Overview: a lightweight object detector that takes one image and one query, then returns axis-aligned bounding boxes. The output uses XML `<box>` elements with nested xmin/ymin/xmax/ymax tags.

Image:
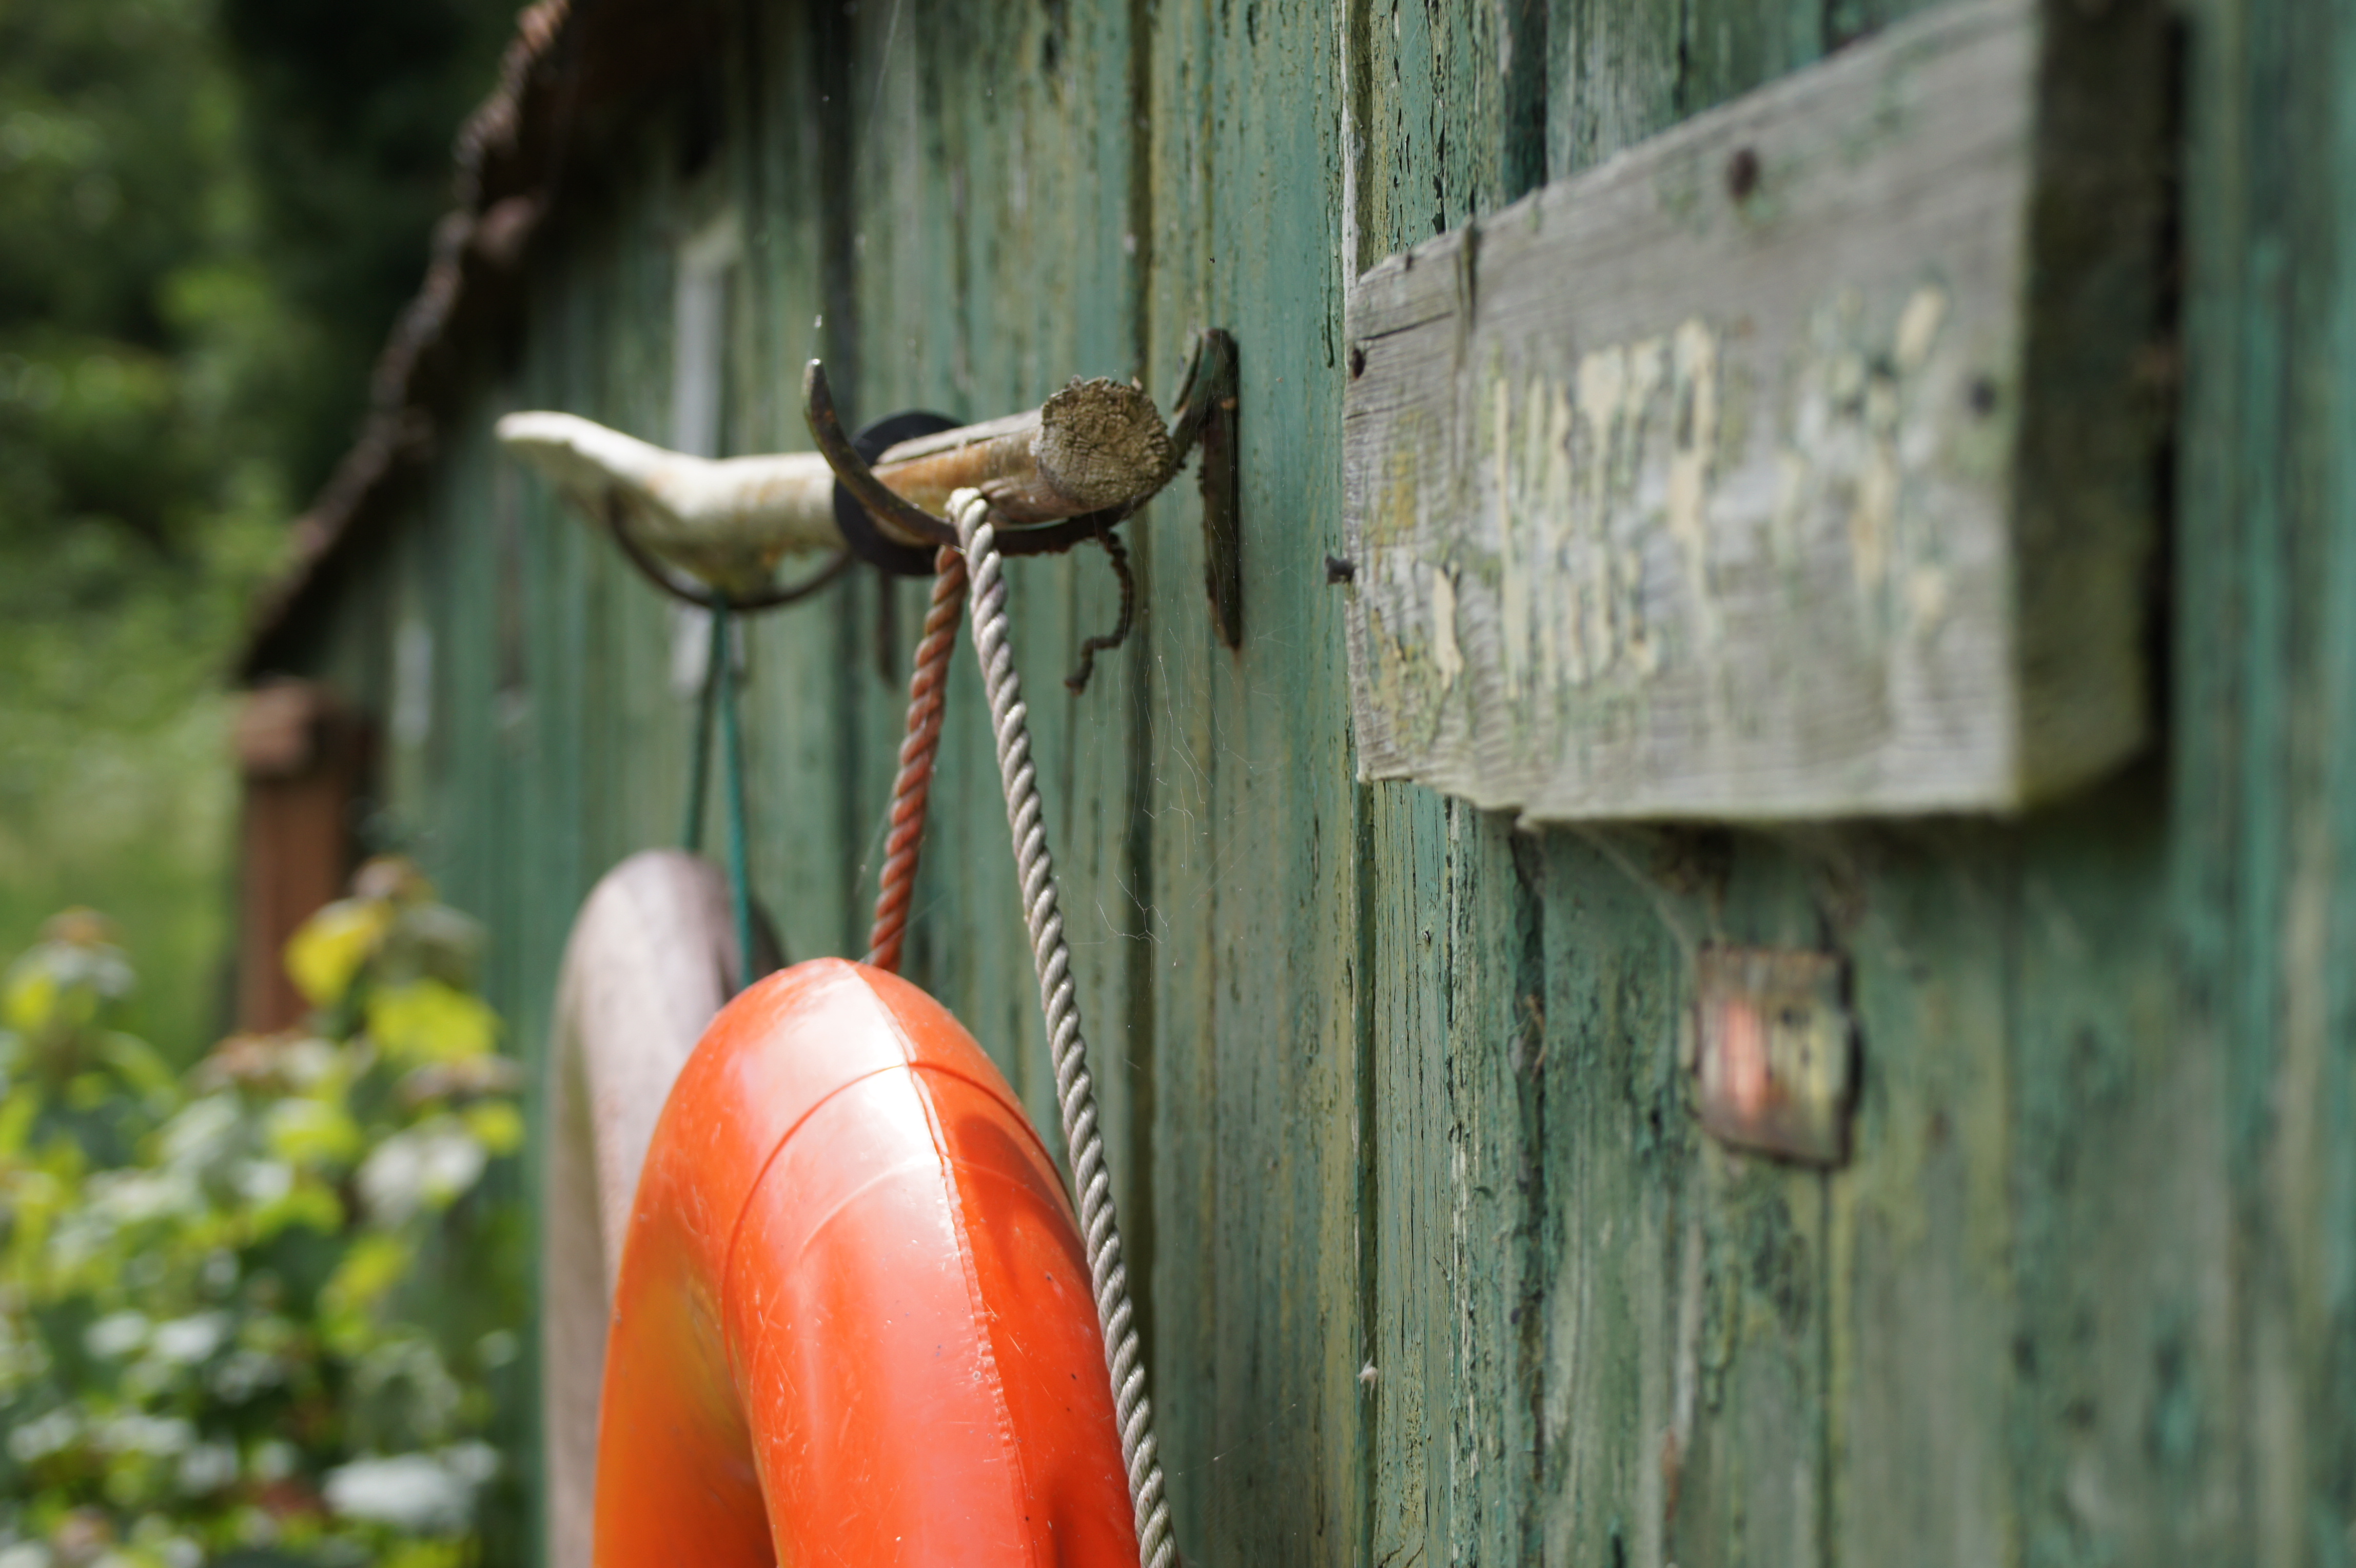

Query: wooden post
<box><xmin>231</xmin><ymin>681</ymin><xmax>364</xmax><ymax>1032</ymax></box>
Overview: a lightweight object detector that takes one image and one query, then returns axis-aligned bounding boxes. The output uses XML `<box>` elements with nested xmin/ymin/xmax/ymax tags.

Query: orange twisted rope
<box><xmin>865</xmin><ymin>547</ymin><xmax>968</xmax><ymax>973</ymax></box>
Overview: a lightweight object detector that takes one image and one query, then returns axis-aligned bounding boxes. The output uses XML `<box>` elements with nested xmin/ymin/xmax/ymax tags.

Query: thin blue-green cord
<box><xmin>682</xmin><ymin>607</ymin><xmax>725</xmax><ymax>852</ymax></box>
<box><xmin>713</xmin><ymin>602</ymin><xmax>758</xmax><ymax>990</ymax></box>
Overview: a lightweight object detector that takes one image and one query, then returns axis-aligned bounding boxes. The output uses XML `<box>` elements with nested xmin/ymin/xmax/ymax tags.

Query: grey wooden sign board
<box><xmin>1340</xmin><ymin>0</ymin><xmax>2166</xmax><ymax>821</ymax></box>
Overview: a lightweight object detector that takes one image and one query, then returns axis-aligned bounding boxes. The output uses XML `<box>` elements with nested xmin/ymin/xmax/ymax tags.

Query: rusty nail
<box><xmin>802</xmin><ymin>359</ymin><xmax>959</xmax><ymax>548</ymax></box>
<box><xmin>1725</xmin><ymin>146</ymin><xmax>1761</xmax><ymax>202</ymax></box>
<box><xmin>1692</xmin><ymin>945</ymin><xmax>1854</xmax><ymax>1167</ymax></box>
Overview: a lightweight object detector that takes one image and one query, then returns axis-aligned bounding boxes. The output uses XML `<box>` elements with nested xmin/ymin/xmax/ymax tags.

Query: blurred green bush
<box><xmin>0</xmin><ymin>0</ymin><xmax>516</xmax><ymax>1064</ymax></box>
<box><xmin>0</xmin><ymin>865</ymin><xmax>526</xmax><ymax>1568</ymax></box>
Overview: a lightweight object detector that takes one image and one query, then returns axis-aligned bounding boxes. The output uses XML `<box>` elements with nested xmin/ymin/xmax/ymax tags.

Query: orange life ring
<box><xmin>593</xmin><ymin>956</ymin><xmax>1140</xmax><ymax>1567</ymax></box>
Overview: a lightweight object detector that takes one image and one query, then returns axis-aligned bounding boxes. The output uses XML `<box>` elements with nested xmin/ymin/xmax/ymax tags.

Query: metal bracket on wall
<box><xmin>1167</xmin><ymin>329</ymin><xmax>1242</xmax><ymax>648</ymax></box>
<box><xmin>1691</xmin><ymin>945</ymin><xmax>1856</xmax><ymax>1167</ymax></box>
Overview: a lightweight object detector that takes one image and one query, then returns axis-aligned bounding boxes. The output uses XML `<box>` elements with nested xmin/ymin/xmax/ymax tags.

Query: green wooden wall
<box><xmin>269</xmin><ymin>0</ymin><xmax>2356</xmax><ymax>1560</ymax></box>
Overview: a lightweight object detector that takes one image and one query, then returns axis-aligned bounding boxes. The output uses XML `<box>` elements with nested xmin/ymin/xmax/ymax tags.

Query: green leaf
<box><xmin>363</xmin><ymin>981</ymin><xmax>496</xmax><ymax>1067</ymax></box>
<box><xmin>262</xmin><ymin>1099</ymin><xmax>361</xmax><ymax>1171</ymax></box>
<box><xmin>282</xmin><ymin>899</ymin><xmax>392</xmax><ymax>1009</ymax></box>
<box><xmin>457</xmin><ymin>1101</ymin><xmax>521</xmax><ymax>1158</ymax></box>
<box><xmin>318</xmin><ymin>1233</ymin><xmax>412</xmax><ymax>1354</ymax></box>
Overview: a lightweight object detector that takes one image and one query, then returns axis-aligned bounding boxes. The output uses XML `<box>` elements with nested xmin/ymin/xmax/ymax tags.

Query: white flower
<box><xmin>0</xmin><ymin>1541</ymin><xmax>53</xmax><ymax>1568</ymax></box>
<box><xmin>149</xmin><ymin>1312</ymin><xmax>230</xmax><ymax>1365</ymax></box>
<box><xmin>158</xmin><ymin>1096</ymin><xmax>240</xmax><ymax>1169</ymax></box>
<box><xmin>323</xmin><ymin>1452</ymin><xmax>480</xmax><ymax>1534</ymax></box>
<box><xmin>279</xmin><ymin>1036</ymin><xmax>341</xmax><ymax>1087</ymax></box>
<box><xmin>176</xmin><ymin>1441</ymin><xmax>239</xmax><ymax>1495</ymax></box>
<box><xmin>357</xmin><ymin>1121</ymin><xmax>485</xmax><ymax>1224</ymax></box>
<box><xmin>231</xmin><ymin>1160</ymin><xmax>292</xmax><ymax>1204</ymax></box>
<box><xmin>209</xmin><ymin>1348</ymin><xmax>286</xmax><ymax>1403</ymax></box>
<box><xmin>441</xmin><ymin>1442</ymin><xmax>499</xmax><ymax>1486</ymax></box>
<box><xmin>84</xmin><ymin>1311</ymin><xmax>149</xmax><ymax>1359</ymax></box>
<box><xmin>6</xmin><ymin>1407</ymin><xmax>78</xmax><ymax>1462</ymax></box>
<box><xmin>87</xmin><ymin>1168</ymin><xmax>199</xmax><ymax>1226</ymax></box>
<box><xmin>95</xmin><ymin>1413</ymin><xmax>193</xmax><ymax>1456</ymax></box>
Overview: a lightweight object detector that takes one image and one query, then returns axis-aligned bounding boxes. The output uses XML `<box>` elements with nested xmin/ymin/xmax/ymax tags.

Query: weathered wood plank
<box><xmin>1344</xmin><ymin>0</ymin><xmax>2167</xmax><ymax>820</ymax></box>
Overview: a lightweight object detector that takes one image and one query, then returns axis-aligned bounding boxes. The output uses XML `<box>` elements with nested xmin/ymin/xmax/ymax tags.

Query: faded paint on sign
<box><xmin>1341</xmin><ymin>0</ymin><xmax>2156</xmax><ymax>818</ymax></box>
<box><xmin>1358</xmin><ymin>279</ymin><xmax>1979</xmax><ymax>788</ymax></box>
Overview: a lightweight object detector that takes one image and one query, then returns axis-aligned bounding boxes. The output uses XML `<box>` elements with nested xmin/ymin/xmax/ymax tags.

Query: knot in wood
<box><xmin>1033</xmin><ymin>378</ymin><xmax>1177</xmax><ymax>511</ymax></box>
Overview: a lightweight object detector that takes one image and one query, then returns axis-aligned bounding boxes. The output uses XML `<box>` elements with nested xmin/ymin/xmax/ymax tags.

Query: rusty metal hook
<box><xmin>803</xmin><ymin>360</ymin><xmax>960</xmax><ymax>549</ymax></box>
<box><xmin>603</xmin><ymin>493</ymin><xmax>855</xmax><ymax>612</ymax></box>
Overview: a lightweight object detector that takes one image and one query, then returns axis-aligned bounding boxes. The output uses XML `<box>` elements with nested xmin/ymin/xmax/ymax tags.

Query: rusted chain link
<box><xmin>951</xmin><ymin>487</ymin><xmax>1173</xmax><ymax>1568</ymax></box>
<box><xmin>1064</xmin><ymin>523</ymin><xmax>1135</xmax><ymax>695</ymax></box>
<box><xmin>863</xmin><ymin>547</ymin><xmax>968</xmax><ymax>974</ymax></box>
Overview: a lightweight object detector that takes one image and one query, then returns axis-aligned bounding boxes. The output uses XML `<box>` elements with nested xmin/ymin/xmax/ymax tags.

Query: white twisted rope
<box><xmin>952</xmin><ymin>488</ymin><xmax>1174</xmax><ymax>1568</ymax></box>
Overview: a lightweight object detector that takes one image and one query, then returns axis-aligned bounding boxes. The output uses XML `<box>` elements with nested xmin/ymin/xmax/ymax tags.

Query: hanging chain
<box><xmin>682</xmin><ymin>606</ymin><xmax>725</xmax><ymax>852</ymax></box>
<box><xmin>712</xmin><ymin>602</ymin><xmax>759</xmax><ymax>990</ymax></box>
<box><xmin>1063</xmin><ymin>521</ymin><xmax>1135</xmax><ymax>696</ymax></box>
<box><xmin>677</xmin><ymin>601</ymin><xmax>761</xmax><ymax>990</ymax></box>
<box><xmin>865</xmin><ymin>547</ymin><xmax>968</xmax><ymax>973</ymax></box>
<box><xmin>951</xmin><ymin>487</ymin><xmax>1174</xmax><ymax>1568</ymax></box>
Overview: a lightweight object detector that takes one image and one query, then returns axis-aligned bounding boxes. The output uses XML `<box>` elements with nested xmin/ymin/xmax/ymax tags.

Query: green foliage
<box><xmin>0</xmin><ymin>0</ymin><xmax>280</xmax><ymax>1064</ymax></box>
<box><xmin>0</xmin><ymin>0</ymin><xmax>514</xmax><ymax>1065</ymax></box>
<box><xmin>215</xmin><ymin>0</ymin><xmax>519</xmax><ymax>492</ymax></box>
<box><xmin>0</xmin><ymin>871</ymin><xmax>526</xmax><ymax>1568</ymax></box>
<box><xmin>0</xmin><ymin>11</ymin><xmax>530</xmax><ymax>1549</ymax></box>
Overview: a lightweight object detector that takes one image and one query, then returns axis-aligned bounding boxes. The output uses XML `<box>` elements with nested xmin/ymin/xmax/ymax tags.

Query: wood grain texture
<box><xmin>1344</xmin><ymin>0</ymin><xmax>2169</xmax><ymax>821</ymax></box>
<box><xmin>254</xmin><ymin>0</ymin><xmax>2356</xmax><ymax>1561</ymax></box>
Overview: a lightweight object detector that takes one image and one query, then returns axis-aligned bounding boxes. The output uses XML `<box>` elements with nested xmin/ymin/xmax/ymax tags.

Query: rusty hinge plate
<box><xmin>1692</xmin><ymin>945</ymin><xmax>1855</xmax><ymax>1167</ymax></box>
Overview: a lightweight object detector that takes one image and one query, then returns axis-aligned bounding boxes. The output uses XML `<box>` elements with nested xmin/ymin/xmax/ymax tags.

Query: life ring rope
<box><xmin>865</xmin><ymin>544</ymin><xmax>968</xmax><ymax>974</ymax></box>
<box><xmin>951</xmin><ymin>487</ymin><xmax>1174</xmax><ymax>1568</ymax></box>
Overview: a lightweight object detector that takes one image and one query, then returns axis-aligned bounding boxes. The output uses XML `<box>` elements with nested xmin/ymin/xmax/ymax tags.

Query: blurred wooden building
<box><xmin>234</xmin><ymin>0</ymin><xmax>2356</xmax><ymax>1560</ymax></box>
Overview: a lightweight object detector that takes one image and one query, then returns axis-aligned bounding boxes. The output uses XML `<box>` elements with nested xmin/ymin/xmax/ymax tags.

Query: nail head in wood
<box><xmin>1169</xmin><ymin>328</ymin><xmax>1244</xmax><ymax>649</ymax></box>
<box><xmin>1725</xmin><ymin>146</ymin><xmax>1761</xmax><ymax>201</ymax></box>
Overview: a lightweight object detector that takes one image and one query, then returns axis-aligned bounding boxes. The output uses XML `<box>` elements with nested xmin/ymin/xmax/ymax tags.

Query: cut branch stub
<box><xmin>845</xmin><ymin>377</ymin><xmax>1178</xmax><ymax>535</ymax></box>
